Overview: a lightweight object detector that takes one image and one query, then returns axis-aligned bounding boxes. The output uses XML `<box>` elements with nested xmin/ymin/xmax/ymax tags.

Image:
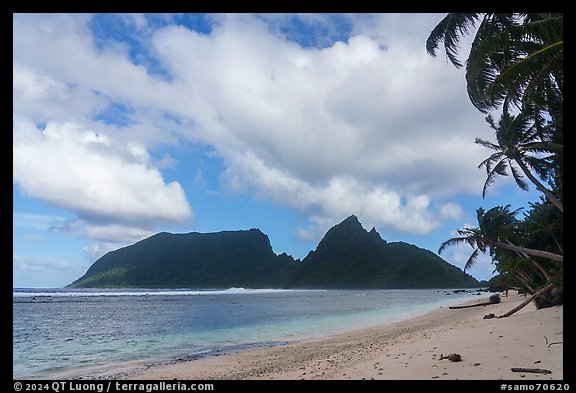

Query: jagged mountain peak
<box><xmin>315</xmin><ymin>215</ymin><xmax>385</xmax><ymax>252</ymax></box>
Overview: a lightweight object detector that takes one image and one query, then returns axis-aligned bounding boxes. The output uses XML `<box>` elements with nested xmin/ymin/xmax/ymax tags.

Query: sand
<box><xmin>69</xmin><ymin>292</ymin><xmax>564</xmax><ymax>380</ymax></box>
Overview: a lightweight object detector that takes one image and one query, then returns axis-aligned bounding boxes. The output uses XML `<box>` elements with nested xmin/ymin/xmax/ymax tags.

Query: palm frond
<box><xmin>477</xmin><ymin>152</ymin><xmax>505</xmax><ymax>170</ymax></box>
<box><xmin>465</xmin><ymin>15</ymin><xmax>519</xmax><ymax>112</ymax></box>
<box><xmin>510</xmin><ymin>111</ymin><xmax>536</xmax><ymax>143</ymax></box>
<box><xmin>476</xmin><ymin>207</ymin><xmax>486</xmax><ymax>222</ymax></box>
<box><xmin>464</xmin><ymin>14</ymin><xmax>563</xmax><ymax>113</ymax></box>
<box><xmin>522</xmin><ymin>155</ymin><xmax>554</xmax><ymax>179</ymax></box>
<box><xmin>426</xmin><ymin>13</ymin><xmax>482</xmax><ymax>68</ymax></box>
<box><xmin>489</xmin><ymin>41</ymin><xmax>563</xmax><ymax>111</ymax></box>
<box><xmin>464</xmin><ymin>248</ymin><xmax>481</xmax><ymax>273</ymax></box>
<box><xmin>438</xmin><ymin>236</ymin><xmax>470</xmax><ymax>255</ymax></box>
<box><xmin>510</xmin><ymin>15</ymin><xmax>563</xmax><ymax>45</ymax></box>
<box><xmin>477</xmin><ymin>205</ymin><xmax>522</xmax><ymax>243</ymax></box>
<box><xmin>482</xmin><ymin>159</ymin><xmax>508</xmax><ymax>198</ymax></box>
<box><xmin>523</xmin><ymin>103</ymin><xmax>549</xmax><ymax>139</ymax></box>
<box><xmin>509</xmin><ymin>162</ymin><xmax>530</xmax><ymax>191</ymax></box>
<box><xmin>492</xmin><ymin>159</ymin><xmax>510</xmax><ymax>176</ymax></box>
<box><xmin>521</xmin><ymin>142</ymin><xmax>563</xmax><ymax>153</ymax></box>
<box><xmin>484</xmin><ymin>114</ymin><xmax>498</xmax><ymax>130</ymax></box>
<box><xmin>475</xmin><ymin>137</ymin><xmax>501</xmax><ymax>151</ymax></box>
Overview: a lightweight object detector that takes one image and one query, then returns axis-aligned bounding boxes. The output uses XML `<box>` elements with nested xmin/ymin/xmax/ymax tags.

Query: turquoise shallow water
<box><xmin>13</xmin><ymin>287</ymin><xmax>483</xmax><ymax>379</ymax></box>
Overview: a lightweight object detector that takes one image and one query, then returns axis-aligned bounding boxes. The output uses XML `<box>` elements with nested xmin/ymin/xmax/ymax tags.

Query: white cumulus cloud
<box><xmin>13</xmin><ymin>120</ymin><xmax>192</xmax><ymax>227</ymax></box>
<box><xmin>149</xmin><ymin>14</ymin><xmax>489</xmax><ymax>236</ymax></box>
<box><xmin>13</xmin><ymin>13</ymin><xmax>494</xmax><ymax>250</ymax></box>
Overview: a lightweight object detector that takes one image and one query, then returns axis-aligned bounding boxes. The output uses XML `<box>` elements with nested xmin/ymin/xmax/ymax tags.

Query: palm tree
<box><xmin>475</xmin><ymin>110</ymin><xmax>563</xmax><ymax>212</ymax></box>
<box><xmin>426</xmin><ymin>13</ymin><xmax>563</xmax><ymax>119</ymax></box>
<box><xmin>438</xmin><ymin>205</ymin><xmax>563</xmax><ymax>275</ymax></box>
<box><xmin>429</xmin><ymin>14</ymin><xmax>563</xmax><ymax>316</ymax></box>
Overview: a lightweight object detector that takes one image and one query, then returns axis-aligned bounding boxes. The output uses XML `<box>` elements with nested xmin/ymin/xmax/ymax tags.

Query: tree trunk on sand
<box><xmin>449</xmin><ymin>294</ymin><xmax>500</xmax><ymax>309</ymax></box>
<box><xmin>449</xmin><ymin>301</ymin><xmax>492</xmax><ymax>309</ymax></box>
<box><xmin>498</xmin><ymin>284</ymin><xmax>555</xmax><ymax>318</ymax></box>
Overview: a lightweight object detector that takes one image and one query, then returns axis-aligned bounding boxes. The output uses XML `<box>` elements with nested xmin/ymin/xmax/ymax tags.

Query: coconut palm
<box><xmin>426</xmin><ymin>13</ymin><xmax>563</xmax><ymax>118</ymax></box>
<box><xmin>476</xmin><ymin>110</ymin><xmax>563</xmax><ymax>212</ymax></box>
<box><xmin>429</xmin><ymin>14</ymin><xmax>563</xmax><ymax>315</ymax></box>
<box><xmin>438</xmin><ymin>205</ymin><xmax>563</xmax><ymax>275</ymax></box>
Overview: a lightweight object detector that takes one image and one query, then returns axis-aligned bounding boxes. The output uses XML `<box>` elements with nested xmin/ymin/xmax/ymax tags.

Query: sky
<box><xmin>13</xmin><ymin>13</ymin><xmax>543</xmax><ymax>288</ymax></box>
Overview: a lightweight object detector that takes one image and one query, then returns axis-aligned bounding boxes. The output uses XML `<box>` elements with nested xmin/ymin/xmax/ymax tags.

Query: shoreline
<box><xmin>60</xmin><ymin>292</ymin><xmax>563</xmax><ymax>380</ymax></box>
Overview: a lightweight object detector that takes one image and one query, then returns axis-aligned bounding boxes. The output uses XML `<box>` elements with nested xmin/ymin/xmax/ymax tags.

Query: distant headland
<box><xmin>69</xmin><ymin>215</ymin><xmax>480</xmax><ymax>289</ymax></box>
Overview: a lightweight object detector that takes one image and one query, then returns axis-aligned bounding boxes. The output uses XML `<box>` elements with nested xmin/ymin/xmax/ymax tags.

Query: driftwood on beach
<box><xmin>511</xmin><ymin>368</ymin><xmax>552</xmax><ymax>375</ymax></box>
<box><xmin>449</xmin><ymin>302</ymin><xmax>492</xmax><ymax>309</ymax></box>
<box><xmin>449</xmin><ymin>294</ymin><xmax>501</xmax><ymax>309</ymax></box>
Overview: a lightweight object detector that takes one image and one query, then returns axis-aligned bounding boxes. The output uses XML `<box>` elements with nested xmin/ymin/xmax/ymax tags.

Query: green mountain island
<box><xmin>69</xmin><ymin>215</ymin><xmax>480</xmax><ymax>289</ymax></box>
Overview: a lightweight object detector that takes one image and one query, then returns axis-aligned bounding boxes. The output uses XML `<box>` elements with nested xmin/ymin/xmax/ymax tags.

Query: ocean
<box><xmin>13</xmin><ymin>287</ymin><xmax>483</xmax><ymax>379</ymax></box>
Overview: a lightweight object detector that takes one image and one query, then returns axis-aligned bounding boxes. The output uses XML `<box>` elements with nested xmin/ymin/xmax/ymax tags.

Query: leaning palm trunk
<box><xmin>498</xmin><ymin>283</ymin><xmax>555</xmax><ymax>318</ymax></box>
<box><xmin>516</xmin><ymin>159</ymin><xmax>563</xmax><ymax>213</ymax></box>
<box><xmin>525</xmin><ymin>257</ymin><xmax>552</xmax><ymax>282</ymax></box>
<box><xmin>493</xmin><ymin>241</ymin><xmax>563</xmax><ymax>263</ymax></box>
<box><xmin>552</xmin><ymin>233</ymin><xmax>563</xmax><ymax>254</ymax></box>
<box><xmin>514</xmin><ymin>268</ymin><xmax>536</xmax><ymax>294</ymax></box>
<box><xmin>506</xmin><ymin>240</ymin><xmax>553</xmax><ymax>282</ymax></box>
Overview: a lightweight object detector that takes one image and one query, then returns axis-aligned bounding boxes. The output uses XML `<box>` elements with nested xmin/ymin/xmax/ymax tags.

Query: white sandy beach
<box><xmin>68</xmin><ymin>292</ymin><xmax>562</xmax><ymax>380</ymax></box>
